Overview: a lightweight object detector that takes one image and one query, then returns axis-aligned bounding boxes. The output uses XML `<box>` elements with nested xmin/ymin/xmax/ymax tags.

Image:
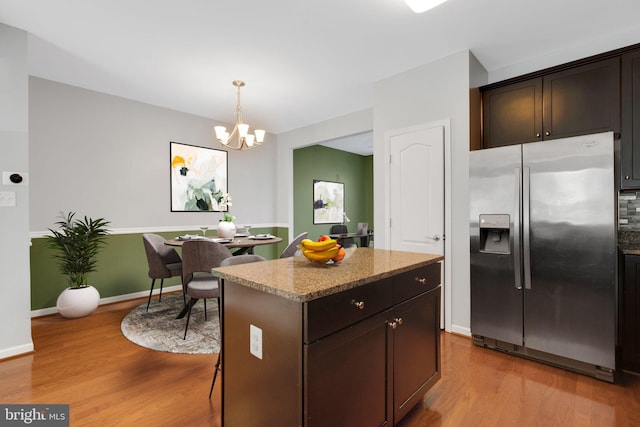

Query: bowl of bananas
<box><xmin>299</xmin><ymin>236</ymin><xmax>346</xmax><ymax>264</ymax></box>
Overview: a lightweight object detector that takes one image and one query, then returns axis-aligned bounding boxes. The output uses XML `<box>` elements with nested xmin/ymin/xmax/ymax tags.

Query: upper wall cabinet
<box><xmin>622</xmin><ymin>49</ymin><xmax>640</xmax><ymax>188</ymax></box>
<box><xmin>482</xmin><ymin>78</ymin><xmax>542</xmax><ymax>148</ymax></box>
<box><xmin>482</xmin><ymin>57</ymin><xmax>620</xmax><ymax>149</ymax></box>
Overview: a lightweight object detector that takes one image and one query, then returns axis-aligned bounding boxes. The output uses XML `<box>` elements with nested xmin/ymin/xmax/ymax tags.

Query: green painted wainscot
<box><xmin>30</xmin><ymin>228</ymin><xmax>288</xmax><ymax>311</ymax></box>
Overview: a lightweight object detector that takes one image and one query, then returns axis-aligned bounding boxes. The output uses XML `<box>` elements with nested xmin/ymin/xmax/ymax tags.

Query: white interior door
<box><xmin>388</xmin><ymin>123</ymin><xmax>445</xmax><ymax>325</ymax></box>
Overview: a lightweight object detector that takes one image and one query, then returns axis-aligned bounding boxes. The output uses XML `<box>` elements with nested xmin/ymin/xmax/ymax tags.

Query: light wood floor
<box><xmin>1</xmin><ymin>297</ymin><xmax>639</xmax><ymax>426</ymax></box>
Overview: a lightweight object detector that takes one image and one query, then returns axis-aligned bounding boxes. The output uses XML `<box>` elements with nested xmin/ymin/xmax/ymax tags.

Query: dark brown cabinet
<box><xmin>622</xmin><ymin>255</ymin><xmax>640</xmax><ymax>374</ymax></box>
<box><xmin>621</xmin><ymin>50</ymin><xmax>640</xmax><ymax>188</ymax></box>
<box><xmin>221</xmin><ymin>259</ymin><xmax>442</xmax><ymax>427</ymax></box>
<box><xmin>305</xmin><ymin>264</ymin><xmax>441</xmax><ymax>427</ymax></box>
<box><xmin>482</xmin><ymin>78</ymin><xmax>542</xmax><ymax>148</ymax></box>
<box><xmin>305</xmin><ymin>310</ymin><xmax>392</xmax><ymax>427</ymax></box>
<box><xmin>482</xmin><ymin>58</ymin><xmax>620</xmax><ymax>149</ymax></box>
<box><xmin>392</xmin><ymin>287</ymin><xmax>440</xmax><ymax>424</ymax></box>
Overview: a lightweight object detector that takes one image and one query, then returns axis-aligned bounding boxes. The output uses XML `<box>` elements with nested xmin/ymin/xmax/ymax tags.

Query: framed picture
<box><xmin>313</xmin><ymin>180</ymin><xmax>344</xmax><ymax>224</ymax></box>
<box><xmin>170</xmin><ymin>141</ymin><xmax>228</xmax><ymax>212</ymax></box>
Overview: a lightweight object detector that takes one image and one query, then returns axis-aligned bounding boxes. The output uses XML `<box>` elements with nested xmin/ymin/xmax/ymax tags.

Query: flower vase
<box><xmin>56</xmin><ymin>285</ymin><xmax>101</xmax><ymax>318</ymax></box>
<box><xmin>217</xmin><ymin>221</ymin><xmax>237</xmax><ymax>238</ymax></box>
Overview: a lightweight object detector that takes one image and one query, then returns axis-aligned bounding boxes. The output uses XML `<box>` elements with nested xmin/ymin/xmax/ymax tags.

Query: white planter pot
<box><xmin>56</xmin><ymin>285</ymin><xmax>100</xmax><ymax>318</ymax></box>
<box><xmin>217</xmin><ymin>221</ymin><xmax>237</xmax><ymax>238</ymax></box>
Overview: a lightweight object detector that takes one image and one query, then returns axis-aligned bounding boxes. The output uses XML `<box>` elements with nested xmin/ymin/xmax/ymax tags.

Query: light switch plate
<box><xmin>250</xmin><ymin>324</ymin><xmax>263</xmax><ymax>360</ymax></box>
<box><xmin>0</xmin><ymin>191</ymin><xmax>17</xmax><ymax>207</ymax></box>
<box><xmin>2</xmin><ymin>171</ymin><xmax>29</xmax><ymax>186</ymax></box>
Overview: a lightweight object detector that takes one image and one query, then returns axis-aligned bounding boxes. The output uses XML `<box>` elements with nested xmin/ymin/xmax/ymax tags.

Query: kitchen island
<box><xmin>213</xmin><ymin>247</ymin><xmax>443</xmax><ymax>427</ymax></box>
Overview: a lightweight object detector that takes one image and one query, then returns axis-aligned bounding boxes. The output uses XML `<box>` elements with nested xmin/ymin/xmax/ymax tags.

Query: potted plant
<box><xmin>47</xmin><ymin>212</ymin><xmax>110</xmax><ymax>318</ymax></box>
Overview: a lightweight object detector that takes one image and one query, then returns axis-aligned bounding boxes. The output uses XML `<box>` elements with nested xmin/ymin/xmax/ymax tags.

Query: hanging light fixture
<box><xmin>214</xmin><ymin>80</ymin><xmax>265</xmax><ymax>150</ymax></box>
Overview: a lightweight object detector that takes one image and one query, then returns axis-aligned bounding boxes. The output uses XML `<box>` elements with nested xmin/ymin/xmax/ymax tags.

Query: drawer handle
<box><xmin>352</xmin><ymin>300</ymin><xmax>365</xmax><ymax>310</ymax></box>
<box><xmin>416</xmin><ymin>277</ymin><xmax>427</xmax><ymax>285</ymax></box>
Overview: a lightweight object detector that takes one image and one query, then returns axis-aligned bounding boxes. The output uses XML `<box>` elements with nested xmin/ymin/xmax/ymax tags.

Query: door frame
<box><xmin>384</xmin><ymin>119</ymin><xmax>451</xmax><ymax>332</ymax></box>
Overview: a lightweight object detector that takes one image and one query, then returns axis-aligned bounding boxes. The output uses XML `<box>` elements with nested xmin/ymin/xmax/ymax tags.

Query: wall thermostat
<box><xmin>2</xmin><ymin>171</ymin><xmax>28</xmax><ymax>186</ymax></box>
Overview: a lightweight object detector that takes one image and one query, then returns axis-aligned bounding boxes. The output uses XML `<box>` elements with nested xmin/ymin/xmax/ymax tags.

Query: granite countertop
<box><xmin>212</xmin><ymin>247</ymin><xmax>443</xmax><ymax>303</ymax></box>
<box><xmin>619</xmin><ymin>231</ymin><xmax>640</xmax><ymax>255</ymax></box>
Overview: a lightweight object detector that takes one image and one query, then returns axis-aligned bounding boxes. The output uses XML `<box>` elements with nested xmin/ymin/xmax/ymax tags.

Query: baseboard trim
<box><xmin>30</xmin><ymin>285</ymin><xmax>183</xmax><ymax>318</ymax></box>
<box><xmin>451</xmin><ymin>324</ymin><xmax>471</xmax><ymax>337</ymax></box>
<box><xmin>0</xmin><ymin>342</ymin><xmax>35</xmax><ymax>360</ymax></box>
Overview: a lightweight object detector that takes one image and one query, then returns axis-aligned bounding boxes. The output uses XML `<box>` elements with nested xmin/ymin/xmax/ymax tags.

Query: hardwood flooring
<box><xmin>1</xmin><ymin>297</ymin><xmax>639</xmax><ymax>426</ymax></box>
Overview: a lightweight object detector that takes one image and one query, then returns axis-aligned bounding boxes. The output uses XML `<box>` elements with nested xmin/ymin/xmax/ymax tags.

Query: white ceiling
<box><xmin>319</xmin><ymin>131</ymin><xmax>374</xmax><ymax>156</ymax></box>
<box><xmin>2</xmin><ymin>0</ymin><xmax>640</xmax><ymax>143</ymax></box>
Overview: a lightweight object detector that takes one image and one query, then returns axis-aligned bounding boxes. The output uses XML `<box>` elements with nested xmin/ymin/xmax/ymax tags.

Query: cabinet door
<box><xmin>482</xmin><ymin>78</ymin><xmax>542</xmax><ymax>148</ymax></box>
<box><xmin>393</xmin><ymin>287</ymin><xmax>441</xmax><ymax>424</ymax></box>
<box><xmin>622</xmin><ymin>50</ymin><xmax>640</xmax><ymax>188</ymax></box>
<box><xmin>543</xmin><ymin>57</ymin><xmax>620</xmax><ymax>140</ymax></box>
<box><xmin>304</xmin><ymin>310</ymin><xmax>392</xmax><ymax>427</ymax></box>
<box><xmin>623</xmin><ymin>255</ymin><xmax>640</xmax><ymax>373</ymax></box>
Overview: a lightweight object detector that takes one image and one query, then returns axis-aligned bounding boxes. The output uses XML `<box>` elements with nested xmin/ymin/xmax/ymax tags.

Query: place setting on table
<box><xmin>164</xmin><ymin>226</ymin><xmax>282</xmax><ymax>254</ymax></box>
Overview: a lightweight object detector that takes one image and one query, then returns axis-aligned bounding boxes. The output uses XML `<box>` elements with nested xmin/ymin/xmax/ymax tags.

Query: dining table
<box><xmin>164</xmin><ymin>234</ymin><xmax>283</xmax><ymax>255</ymax></box>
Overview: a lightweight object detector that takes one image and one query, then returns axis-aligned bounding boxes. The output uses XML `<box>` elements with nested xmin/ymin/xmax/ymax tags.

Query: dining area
<box><xmin>136</xmin><ymin>227</ymin><xmax>313</xmax><ymax>398</ymax></box>
<box><xmin>142</xmin><ymin>229</ymin><xmax>286</xmax><ymax>326</ymax></box>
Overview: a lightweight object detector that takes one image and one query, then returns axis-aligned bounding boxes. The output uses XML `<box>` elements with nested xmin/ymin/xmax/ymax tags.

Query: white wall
<box><xmin>373</xmin><ymin>50</ymin><xmax>487</xmax><ymax>335</ymax></box>
<box><xmin>29</xmin><ymin>78</ymin><xmax>278</xmax><ymax>234</ymax></box>
<box><xmin>276</xmin><ymin>109</ymin><xmax>373</xmax><ymax>238</ymax></box>
<box><xmin>0</xmin><ymin>24</ymin><xmax>33</xmax><ymax>358</ymax></box>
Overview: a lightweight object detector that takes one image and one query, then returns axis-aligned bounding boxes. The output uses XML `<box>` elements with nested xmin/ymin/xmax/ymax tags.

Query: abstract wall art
<box><xmin>313</xmin><ymin>179</ymin><xmax>344</xmax><ymax>224</ymax></box>
<box><xmin>170</xmin><ymin>142</ymin><xmax>228</xmax><ymax>212</ymax></box>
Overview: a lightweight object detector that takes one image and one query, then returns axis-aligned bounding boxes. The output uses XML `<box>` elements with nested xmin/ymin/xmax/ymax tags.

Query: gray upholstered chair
<box><xmin>142</xmin><ymin>233</ymin><xmax>183</xmax><ymax>311</ymax></box>
<box><xmin>181</xmin><ymin>240</ymin><xmax>232</xmax><ymax>340</ymax></box>
<box><xmin>209</xmin><ymin>254</ymin><xmax>266</xmax><ymax>398</ymax></box>
<box><xmin>279</xmin><ymin>232</ymin><xmax>309</xmax><ymax>258</ymax></box>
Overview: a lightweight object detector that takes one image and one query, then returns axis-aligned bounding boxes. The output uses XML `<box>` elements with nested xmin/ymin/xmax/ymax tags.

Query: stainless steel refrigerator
<box><xmin>469</xmin><ymin>132</ymin><xmax>616</xmax><ymax>382</ymax></box>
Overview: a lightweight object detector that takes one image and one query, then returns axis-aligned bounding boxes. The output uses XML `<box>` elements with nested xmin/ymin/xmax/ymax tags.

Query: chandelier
<box><xmin>214</xmin><ymin>80</ymin><xmax>265</xmax><ymax>150</ymax></box>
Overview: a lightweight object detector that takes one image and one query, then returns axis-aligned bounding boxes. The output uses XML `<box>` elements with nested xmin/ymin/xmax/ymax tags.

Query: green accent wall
<box><xmin>30</xmin><ymin>227</ymin><xmax>287</xmax><ymax>311</ymax></box>
<box><xmin>293</xmin><ymin>145</ymin><xmax>373</xmax><ymax>240</ymax></box>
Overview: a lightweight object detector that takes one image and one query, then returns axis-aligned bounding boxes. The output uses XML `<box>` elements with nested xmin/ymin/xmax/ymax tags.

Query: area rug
<box><xmin>121</xmin><ymin>293</ymin><xmax>219</xmax><ymax>354</ymax></box>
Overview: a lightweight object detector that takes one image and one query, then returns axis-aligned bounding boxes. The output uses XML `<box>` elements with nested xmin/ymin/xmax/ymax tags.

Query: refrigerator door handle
<box><xmin>514</xmin><ymin>167</ymin><xmax>522</xmax><ymax>290</ymax></box>
<box><xmin>523</xmin><ymin>166</ymin><xmax>532</xmax><ymax>290</ymax></box>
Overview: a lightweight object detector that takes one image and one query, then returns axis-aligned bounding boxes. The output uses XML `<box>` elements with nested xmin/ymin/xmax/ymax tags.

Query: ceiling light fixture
<box><xmin>404</xmin><ymin>0</ymin><xmax>448</xmax><ymax>13</ymax></box>
<box><xmin>214</xmin><ymin>80</ymin><xmax>265</xmax><ymax>150</ymax></box>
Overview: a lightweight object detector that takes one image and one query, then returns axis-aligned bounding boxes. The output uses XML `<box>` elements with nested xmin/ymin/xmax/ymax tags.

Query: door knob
<box><xmin>426</xmin><ymin>235</ymin><xmax>441</xmax><ymax>241</ymax></box>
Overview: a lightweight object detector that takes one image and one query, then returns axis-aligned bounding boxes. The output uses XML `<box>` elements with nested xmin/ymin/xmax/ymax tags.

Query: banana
<box><xmin>303</xmin><ymin>246</ymin><xmax>340</xmax><ymax>263</ymax></box>
<box><xmin>300</xmin><ymin>239</ymin><xmax>337</xmax><ymax>252</ymax></box>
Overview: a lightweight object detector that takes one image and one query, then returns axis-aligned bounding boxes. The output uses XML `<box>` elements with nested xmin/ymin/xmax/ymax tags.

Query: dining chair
<box><xmin>279</xmin><ymin>232</ymin><xmax>309</xmax><ymax>258</ymax></box>
<box><xmin>210</xmin><ymin>254</ymin><xmax>266</xmax><ymax>398</ymax></box>
<box><xmin>181</xmin><ymin>240</ymin><xmax>232</xmax><ymax>340</ymax></box>
<box><xmin>330</xmin><ymin>224</ymin><xmax>355</xmax><ymax>247</ymax></box>
<box><xmin>142</xmin><ymin>233</ymin><xmax>183</xmax><ymax>311</ymax></box>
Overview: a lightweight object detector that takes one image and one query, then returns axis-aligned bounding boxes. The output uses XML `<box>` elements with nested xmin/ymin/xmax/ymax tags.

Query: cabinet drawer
<box><xmin>304</xmin><ymin>278</ymin><xmax>392</xmax><ymax>343</ymax></box>
<box><xmin>393</xmin><ymin>262</ymin><xmax>441</xmax><ymax>304</ymax></box>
